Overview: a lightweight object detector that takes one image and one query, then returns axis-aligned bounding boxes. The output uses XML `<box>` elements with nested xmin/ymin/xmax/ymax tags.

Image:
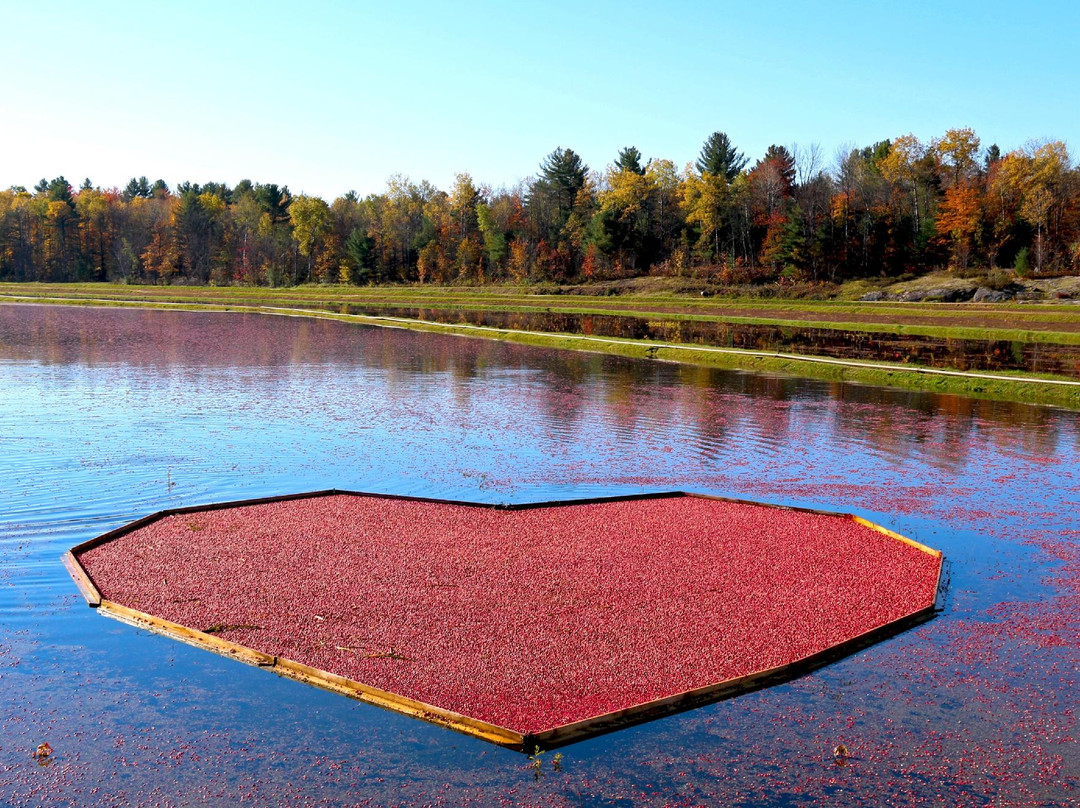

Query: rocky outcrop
<box><xmin>972</xmin><ymin>287</ymin><xmax>1013</xmax><ymax>303</ymax></box>
<box><xmin>898</xmin><ymin>286</ymin><xmax>976</xmax><ymax>303</ymax></box>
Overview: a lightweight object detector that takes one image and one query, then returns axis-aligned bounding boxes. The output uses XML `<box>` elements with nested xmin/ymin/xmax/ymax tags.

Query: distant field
<box><xmin>3</xmin><ymin>281</ymin><xmax>1080</xmax><ymax>338</ymax></box>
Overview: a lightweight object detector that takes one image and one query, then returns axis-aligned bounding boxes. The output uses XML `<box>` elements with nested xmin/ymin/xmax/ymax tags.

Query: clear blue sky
<box><xmin>1</xmin><ymin>0</ymin><xmax>1076</xmax><ymax>199</ymax></box>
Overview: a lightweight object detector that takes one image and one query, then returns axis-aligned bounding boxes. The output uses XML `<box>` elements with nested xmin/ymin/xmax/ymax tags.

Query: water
<box><xmin>1</xmin><ymin>303</ymin><xmax>1078</xmax><ymax>806</ymax></box>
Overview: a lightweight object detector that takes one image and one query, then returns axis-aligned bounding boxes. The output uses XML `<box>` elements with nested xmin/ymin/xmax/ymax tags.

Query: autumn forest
<box><xmin>2</xmin><ymin>128</ymin><xmax>1077</xmax><ymax>288</ymax></box>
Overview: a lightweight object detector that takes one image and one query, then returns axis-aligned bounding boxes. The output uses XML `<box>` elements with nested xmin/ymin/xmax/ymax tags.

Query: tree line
<box><xmin>2</xmin><ymin>128</ymin><xmax>1077</xmax><ymax>287</ymax></box>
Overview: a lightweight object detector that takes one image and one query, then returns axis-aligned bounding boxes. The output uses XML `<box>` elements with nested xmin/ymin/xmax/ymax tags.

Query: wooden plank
<box><xmin>69</xmin><ymin>491</ymin><xmax>347</xmax><ymax>557</ymax></box>
<box><xmin>93</xmin><ymin>598</ymin><xmax>525</xmax><ymax>747</ymax></box>
<box><xmin>332</xmin><ymin>488</ymin><xmax>685</xmax><ymax>511</ymax></box>
<box><xmin>531</xmin><ymin>602</ymin><xmax>939</xmax><ymax>748</ymax></box>
<box><xmin>687</xmin><ymin>490</ymin><xmax>866</xmax><ymax>518</ymax></box>
<box><xmin>98</xmin><ymin>600</ymin><xmax>276</xmax><ymax>668</ymax></box>
<box><xmin>851</xmin><ymin>515</ymin><xmax>943</xmax><ymax>558</ymax></box>
<box><xmin>272</xmin><ymin>657</ymin><xmax>524</xmax><ymax>748</ymax></box>
<box><xmin>931</xmin><ymin>555</ymin><xmax>947</xmax><ymax>611</ymax></box>
<box><xmin>163</xmin><ymin>489</ymin><xmax>342</xmax><ymax>517</ymax></box>
<box><xmin>68</xmin><ymin>511</ymin><xmax>165</xmax><ymax>555</ymax></box>
<box><xmin>500</xmin><ymin>491</ymin><xmax>686</xmax><ymax>511</ymax></box>
<box><xmin>91</xmin><ymin>592</ymin><xmax>938</xmax><ymax>751</ymax></box>
<box><xmin>61</xmin><ymin>551</ymin><xmax>101</xmax><ymax>606</ymax></box>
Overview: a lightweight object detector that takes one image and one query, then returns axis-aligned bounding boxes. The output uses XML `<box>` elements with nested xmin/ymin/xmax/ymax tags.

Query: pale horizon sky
<box><xmin>1</xmin><ymin>0</ymin><xmax>1077</xmax><ymax>199</ymax></box>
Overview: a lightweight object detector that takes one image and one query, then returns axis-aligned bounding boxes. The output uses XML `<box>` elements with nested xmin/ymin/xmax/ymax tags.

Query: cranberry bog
<box><xmin>8</xmin><ymin>304</ymin><xmax>1079</xmax><ymax>806</ymax></box>
<box><xmin>65</xmin><ymin>490</ymin><xmax>943</xmax><ymax>750</ymax></box>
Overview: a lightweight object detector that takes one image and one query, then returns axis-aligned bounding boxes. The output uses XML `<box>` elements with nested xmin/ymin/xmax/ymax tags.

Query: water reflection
<box><xmin>1</xmin><ymin>303</ymin><xmax>1078</xmax><ymax>806</ymax></box>
<box><xmin>3</xmin><ymin>304</ymin><xmax>1069</xmax><ymax>453</ymax></box>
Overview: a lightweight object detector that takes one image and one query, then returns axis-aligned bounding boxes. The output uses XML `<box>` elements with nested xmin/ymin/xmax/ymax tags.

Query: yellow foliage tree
<box><xmin>289</xmin><ymin>194</ymin><xmax>332</xmax><ymax>281</ymax></box>
<box><xmin>999</xmin><ymin>141</ymin><xmax>1072</xmax><ymax>272</ymax></box>
<box><xmin>931</xmin><ymin>127</ymin><xmax>980</xmax><ymax>187</ymax></box>
<box><xmin>878</xmin><ymin>134</ymin><xmax>929</xmax><ymax>238</ymax></box>
<box><xmin>680</xmin><ymin>168</ymin><xmax>731</xmax><ymax>262</ymax></box>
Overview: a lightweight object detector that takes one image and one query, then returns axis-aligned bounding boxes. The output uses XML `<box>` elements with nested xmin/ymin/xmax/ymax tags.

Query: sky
<box><xmin>1</xmin><ymin>0</ymin><xmax>1077</xmax><ymax>199</ymax></box>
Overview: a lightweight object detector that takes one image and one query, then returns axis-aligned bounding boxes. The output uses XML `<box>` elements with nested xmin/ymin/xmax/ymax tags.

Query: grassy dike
<box><xmin>3</xmin><ymin>282</ymin><xmax>1080</xmax><ymax>409</ymax></box>
<box><xmin>4</xmin><ymin>281</ymin><xmax>1080</xmax><ymax>341</ymax></box>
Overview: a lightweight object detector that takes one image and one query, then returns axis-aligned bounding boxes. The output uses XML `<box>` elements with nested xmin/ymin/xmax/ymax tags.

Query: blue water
<box><xmin>1</xmin><ymin>303</ymin><xmax>1077</xmax><ymax>806</ymax></box>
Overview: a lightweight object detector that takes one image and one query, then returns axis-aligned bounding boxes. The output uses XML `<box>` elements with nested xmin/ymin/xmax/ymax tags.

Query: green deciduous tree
<box><xmin>476</xmin><ymin>202</ymin><xmax>508</xmax><ymax>270</ymax></box>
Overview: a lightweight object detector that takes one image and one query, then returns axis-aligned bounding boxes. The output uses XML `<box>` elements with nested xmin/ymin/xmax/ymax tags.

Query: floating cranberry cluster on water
<box><xmin>76</xmin><ymin>494</ymin><xmax>940</xmax><ymax>735</ymax></box>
